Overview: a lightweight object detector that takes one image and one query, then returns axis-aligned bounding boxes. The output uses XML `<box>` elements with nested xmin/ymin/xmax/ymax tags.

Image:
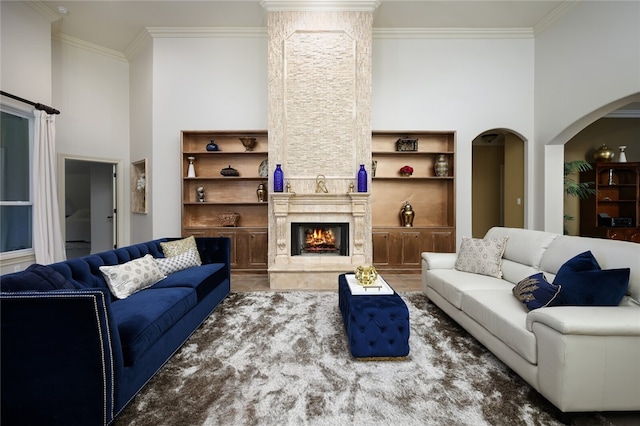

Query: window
<box><xmin>0</xmin><ymin>109</ymin><xmax>33</xmax><ymax>253</ymax></box>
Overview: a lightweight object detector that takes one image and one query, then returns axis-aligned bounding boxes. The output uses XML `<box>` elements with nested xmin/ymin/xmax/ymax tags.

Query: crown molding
<box><xmin>261</xmin><ymin>0</ymin><xmax>380</xmax><ymax>12</ymax></box>
<box><xmin>125</xmin><ymin>29</ymin><xmax>153</xmax><ymax>60</ymax></box>
<box><xmin>144</xmin><ymin>27</ymin><xmax>267</xmax><ymax>39</ymax></box>
<box><xmin>24</xmin><ymin>1</ymin><xmax>61</xmax><ymax>23</ymax></box>
<box><xmin>125</xmin><ymin>27</ymin><xmax>267</xmax><ymax>60</ymax></box>
<box><xmin>53</xmin><ymin>33</ymin><xmax>127</xmax><ymax>62</ymax></box>
<box><xmin>373</xmin><ymin>27</ymin><xmax>534</xmax><ymax>40</ymax></box>
<box><xmin>533</xmin><ymin>0</ymin><xmax>578</xmax><ymax>35</ymax></box>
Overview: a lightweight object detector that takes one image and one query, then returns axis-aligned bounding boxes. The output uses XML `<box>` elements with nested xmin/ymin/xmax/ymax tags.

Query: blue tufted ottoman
<box><xmin>338</xmin><ymin>273</ymin><xmax>410</xmax><ymax>359</ymax></box>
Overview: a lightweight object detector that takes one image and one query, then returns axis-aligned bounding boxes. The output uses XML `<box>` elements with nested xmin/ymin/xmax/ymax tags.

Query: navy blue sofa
<box><xmin>0</xmin><ymin>237</ymin><xmax>230</xmax><ymax>425</ymax></box>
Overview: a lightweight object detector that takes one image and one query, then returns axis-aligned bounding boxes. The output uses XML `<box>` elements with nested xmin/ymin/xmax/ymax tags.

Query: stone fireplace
<box><xmin>264</xmin><ymin>2</ymin><xmax>377</xmax><ymax>289</ymax></box>
<box><xmin>270</xmin><ymin>193</ymin><xmax>369</xmax><ymax>289</ymax></box>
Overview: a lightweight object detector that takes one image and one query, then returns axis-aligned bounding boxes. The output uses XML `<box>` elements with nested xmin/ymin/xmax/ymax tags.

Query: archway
<box><xmin>544</xmin><ymin>93</ymin><xmax>640</xmax><ymax>235</ymax></box>
<box><xmin>472</xmin><ymin>129</ymin><xmax>525</xmax><ymax>238</ymax></box>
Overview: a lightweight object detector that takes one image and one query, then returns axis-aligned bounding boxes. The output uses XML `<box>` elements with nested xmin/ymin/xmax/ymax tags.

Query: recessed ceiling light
<box><xmin>57</xmin><ymin>6</ymin><xmax>68</xmax><ymax>15</ymax></box>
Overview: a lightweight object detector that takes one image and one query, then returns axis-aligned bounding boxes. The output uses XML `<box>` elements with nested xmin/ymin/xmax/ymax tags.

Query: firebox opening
<box><xmin>291</xmin><ymin>222</ymin><xmax>349</xmax><ymax>256</ymax></box>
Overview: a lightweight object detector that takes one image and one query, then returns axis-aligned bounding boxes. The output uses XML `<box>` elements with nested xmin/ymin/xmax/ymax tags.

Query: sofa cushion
<box><xmin>485</xmin><ymin>227</ymin><xmax>557</xmax><ymax>269</ymax></box>
<box><xmin>512</xmin><ymin>273</ymin><xmax>562</xmax><ymax>311</ymax></box>
<box><xmin>161</xmin><ymin>235</ymin><xmax>202</xmax><ymax>264</ymax></box>
<box><xmin>155</xmin><ymin>248</ymin><xmax>201</xmax><ymax>275</ymax></box>
<box><xmin>461</xmin><ymin>289</ymin><xmax>538</xmax><ymax>364</ymax></box>
<box><xmin>99</xmin><ymin>255</ymin><xmax>166</xmax><ymax>299</ymax></box>
<box><xmin>110</xmin><ymin>287</ymin><xmax>197</xmax><ymax>365</ymax></box>
<box><xmin>0</xmin><ymin>264</ymin><xmax>75</xmax><ymax>292</ymax></box>
<box><xmin>152</xmin><ymin>263</ymin><xmax>227</xmax><ymax>301</ymax></box>
<box><xmin>455</xmin><ymin>236</ymin><xmax>508</xmax><ymax>278</ymax></box>
<box><xmin>426</xmin><ymin>269</ymin><xmax>513</xmax><ymax>309</ymax></box>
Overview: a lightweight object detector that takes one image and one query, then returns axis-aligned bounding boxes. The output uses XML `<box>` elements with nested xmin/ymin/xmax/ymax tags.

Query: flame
<box><xmin>305</xmin><ymin>228</ymin><xmax>336</xmax><ymax>248</ymax></box>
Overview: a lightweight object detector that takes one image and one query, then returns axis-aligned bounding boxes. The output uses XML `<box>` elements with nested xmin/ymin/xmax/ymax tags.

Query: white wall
<box><xmin>129</xmin><ymin>39</ymin><xmax>154</xmax><ymax>243</ymax></box>
<box><xmin>150</xmin><ymin>36</ymin><xmax>268</xmax><ymax>238</ymax></box>
<box><xmin>52</xmin><ymin>40</ymin><xmax>130</xmax><ymax>246</ymax></box>
<box><xmin>534</xmin><ymin>1</ymin><xmax>640</xmax><ymax>233</ymax></box>
<box><xmin>0</xmin><ymin>1</ymin><xmax>52</xmax><ymax>105</ymax></box>
<box><xmin>372</xmin><ymin>37</ymin><xmax>535</xmax><ymax>241</ymax></box>
<box><xmin>0</xmin><ymin>1</ymin><xmax>52</xmax><ymax>273</ymax></box>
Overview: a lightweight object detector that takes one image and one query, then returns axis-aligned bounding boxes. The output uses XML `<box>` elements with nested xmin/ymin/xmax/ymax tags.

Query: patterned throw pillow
<box><xmin>155</xmin><ymin>248</ymin><xmax>201</xmax><ymax>275</ymax></box>
<box><xmin>454</xmin><ymin>236</ymin><xmax>508</xmax><ymax>278</ymax></box>
<box><xmin>513</xmin><ymin>272</ymin><xmax>562</xmax><ymax>311</ymax></box>
<box><xmin>160</xmin><ymin>235</ymin><xmax>202</xmax><ymax>264</ymax></box>
<box><xmin>99</xmin><ymin>254</ymin><xmax>166</xmax><ymax>299</ymax></box>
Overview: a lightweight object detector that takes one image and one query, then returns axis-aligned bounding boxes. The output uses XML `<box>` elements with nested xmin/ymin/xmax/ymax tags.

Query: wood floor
<box><xmin>231</xmin><ymin>273</ymin><xmax>422</xmax><ymax>292</ymax></box>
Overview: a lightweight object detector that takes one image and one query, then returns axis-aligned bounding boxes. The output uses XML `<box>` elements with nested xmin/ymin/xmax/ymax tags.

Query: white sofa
<box><xmin>421</xmin><ymin>227</ymin><xmax>640</xmax><ymax>416</ymax></box>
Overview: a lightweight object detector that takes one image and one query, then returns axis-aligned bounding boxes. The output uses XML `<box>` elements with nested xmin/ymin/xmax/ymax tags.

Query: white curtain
<box><xmin>33</xmin><ymin>110</ymin><xmax>66</xmax><ymax>263</ymax></box>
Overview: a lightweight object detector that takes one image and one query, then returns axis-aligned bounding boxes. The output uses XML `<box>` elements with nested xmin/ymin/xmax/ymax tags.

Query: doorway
<box><xmin>61</xmin><ymin>157</ymin><xmax>119</xmax><ymax>259</ymax></box>
<box><xmin>472</xmin><ymin>130</ymin><xmax>525</xmax><ymax>238</ymax></box>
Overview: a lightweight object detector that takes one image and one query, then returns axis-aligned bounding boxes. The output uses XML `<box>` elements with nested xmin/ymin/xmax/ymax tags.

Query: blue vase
<box><xmin>274</xmin><ymin>164</ymin><xmax>284</xmax><ymax>192</ymax></box>
<box><xmin>206</xmin><ymin>140</ymin><xmax>218</xmax><ymax>151</ymax></box>
<box><xmin>357</xmin><ymin>164</ymin><xmax>367</xmax><ymax>192</ymax></box>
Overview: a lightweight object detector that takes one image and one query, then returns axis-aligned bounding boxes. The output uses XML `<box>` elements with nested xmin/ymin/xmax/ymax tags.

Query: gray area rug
<box><xmin>115</xmin><ymin>292</ymin><xmax>613</xmax><ymax>426</ymax></box>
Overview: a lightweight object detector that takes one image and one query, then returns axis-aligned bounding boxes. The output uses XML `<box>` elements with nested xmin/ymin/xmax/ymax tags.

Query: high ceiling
<box><xmin>34</xmin><ymin>0</ymin><xmax>568</xmax><ymax>53</ymax></box>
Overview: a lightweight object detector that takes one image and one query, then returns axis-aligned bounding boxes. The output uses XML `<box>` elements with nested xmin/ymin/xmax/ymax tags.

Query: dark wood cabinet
<box><xmin>580</xmin><ymin>162</ymin><xmax>640</xmax><ymax>243</ymax></box>
<box><xmin>373</xmin><ymin>228</ymin><xmax>455</xmax><ymax>273</ymax></box>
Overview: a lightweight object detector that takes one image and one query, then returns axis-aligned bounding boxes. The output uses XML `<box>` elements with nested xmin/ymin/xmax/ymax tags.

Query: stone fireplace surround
<box><xmin>270</xmin><ymin>193</ymin><xmax>369</xmax><ymax>290</ymax></box>
<box><xmin>265</xmin><ymin>2</ymin><xmax>377</xmax><ymax>289</ymax></box>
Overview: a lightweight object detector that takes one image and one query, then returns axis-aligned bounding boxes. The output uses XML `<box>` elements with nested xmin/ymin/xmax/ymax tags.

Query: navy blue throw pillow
<box><xmin>0</xmin><ymin>264</ymin><xmax>75</xmax><ymax>292</ymax></box>
<box><xmin>555</xmin><ymin>251</ymin><xmax>601</xmax><ymax>277</ymax></box>
<box><xmin>554</xmin><ymin>251</ymin><xmax>630</xmax><ymax>306</ymax></box>
<box><xmin>558</xmin><ymin>268</ymin><xmax>630</xmax><ymax>306</ymax></box>
<box><xmin>513</xmin><ymin>273</ymin><xmax>562</xmax><ymax>311</ymax></box>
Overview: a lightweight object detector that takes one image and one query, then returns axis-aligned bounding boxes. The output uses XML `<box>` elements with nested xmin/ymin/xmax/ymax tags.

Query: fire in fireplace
<box><xmin>291</xmin><ymin>222</ymin><xmax>349</xmax><ymax>256</ymax></box>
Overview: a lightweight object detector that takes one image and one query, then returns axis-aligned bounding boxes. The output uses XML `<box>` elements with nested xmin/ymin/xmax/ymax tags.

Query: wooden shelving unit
<box><xmin>580</xmin><ymin>162</ymin><xmax>640</xmax><ymax>243</ymax></box>
<box><xmin>371</xmin><ymin>131</ymin><xmax>456</xmax><ymax>272</ymax></box>
<box><xmin>181</xmin><ymin>130</ymin><xmax>269</xmax><ymax>271</ymax></box>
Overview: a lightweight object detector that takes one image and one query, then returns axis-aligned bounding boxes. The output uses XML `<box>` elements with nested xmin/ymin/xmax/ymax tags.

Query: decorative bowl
<box><xmin>220</xmin><ymin>165</ymin><xmax>239</xmax><ymax>176</ymax></box>
<box><xmin>239</xmin><ymin>137</ymin><xmax>257</xmax><ymax>152</ymax></box>
<box><xmin>355</xmin><ymin>265</ymin><xmax>378</xmax><ymax>286</ymax></box>
<box><xmin>219</xmin><ymin>212</ymin><xmax>239</xmax><ymax>227</ymax></box>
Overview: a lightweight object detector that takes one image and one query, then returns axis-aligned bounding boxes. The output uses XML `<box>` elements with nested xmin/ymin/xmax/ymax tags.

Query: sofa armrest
<box><xmin>195</xmin><ymin>237</ymin><xmax>231</xmax><ymax>267</ymax></box>
<box><xmin>1</xmin><ymin>289</ymin><xmax>123</xmax><ymax>426</ymax></box>
<box><xmin>421</xmin><ymin>252</ymin><xmax>457</xmax><ymax>270</ymax></box>
<box><xmin>526</xmin><ymin>306</ymin><xmax>640</xmax><ymax>335</ymax></box>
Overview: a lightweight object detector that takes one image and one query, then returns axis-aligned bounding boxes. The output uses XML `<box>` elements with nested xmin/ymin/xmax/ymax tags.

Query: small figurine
<box><xmin>315</xmin><ymin>175</ymin><xmax>328</xmax><ymax>193</ymax></box>
<box><xmin>196</xmin><ymin>186</ymin><xmax>205</xmax><ymax>203</ymax></box>
<box><xmin>400</xmin><ymin>201</ymin><xmax>414</xmax><ymax>227</ymax></box>
<box><xmin>348</xmin><ymin>182</ymin><xmax>355</xmax><ymax>193</ymax></box>
<box><xmin>256</xmin><ymin>183</ymin><xmax>266</xmax><ymax>202</ymax></box>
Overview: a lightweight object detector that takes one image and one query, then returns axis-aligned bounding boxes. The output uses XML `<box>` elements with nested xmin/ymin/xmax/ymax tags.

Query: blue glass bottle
<box><xmin>357</xmin><ymin>164</ymin><xmax>367</xmax><ymax>192</ymax></box>
<box><xmin>274</xmin><ymin>164</ymin><xmax>284</xmax><ymax>192</ymax></box>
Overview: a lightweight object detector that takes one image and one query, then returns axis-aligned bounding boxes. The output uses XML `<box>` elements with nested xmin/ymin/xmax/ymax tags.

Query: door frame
<box><xmin>57</xmin><ymin>154</ymin><xmax>125</xmax><ymax>250</ymax></box>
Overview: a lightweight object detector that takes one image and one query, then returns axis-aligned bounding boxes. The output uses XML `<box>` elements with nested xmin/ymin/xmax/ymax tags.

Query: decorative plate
<box><xmin>258</xmin><ymin>159</ymin><xmax>268</xmax><ymax>178</ymax></box>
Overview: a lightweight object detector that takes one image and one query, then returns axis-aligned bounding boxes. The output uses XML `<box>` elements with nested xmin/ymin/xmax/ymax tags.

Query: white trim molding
<box><xmin>374</xmin><ymin>27</ymin><xmax>534</xmax><ymax>39</ymax></box>
<box><xmin>261</xmin><ymin>0</ymin><xmax>380</xmax><ymax>12</ymax></box>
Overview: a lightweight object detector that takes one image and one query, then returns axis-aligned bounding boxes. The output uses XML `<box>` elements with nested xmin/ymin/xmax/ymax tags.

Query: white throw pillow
<box><xmin>99</xmin><ymin>254</ymin><xmax>166</xmax><ymax>299</ymax></box>
<box><xmin>155</xmin><ymin>248</ymin><xmax>201</xmax><ymax>275</ymax></box>
<box><xmin>454</xmin><ymin>236</ymin><xmax>508</xmax><ymax>278</ymax></box>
